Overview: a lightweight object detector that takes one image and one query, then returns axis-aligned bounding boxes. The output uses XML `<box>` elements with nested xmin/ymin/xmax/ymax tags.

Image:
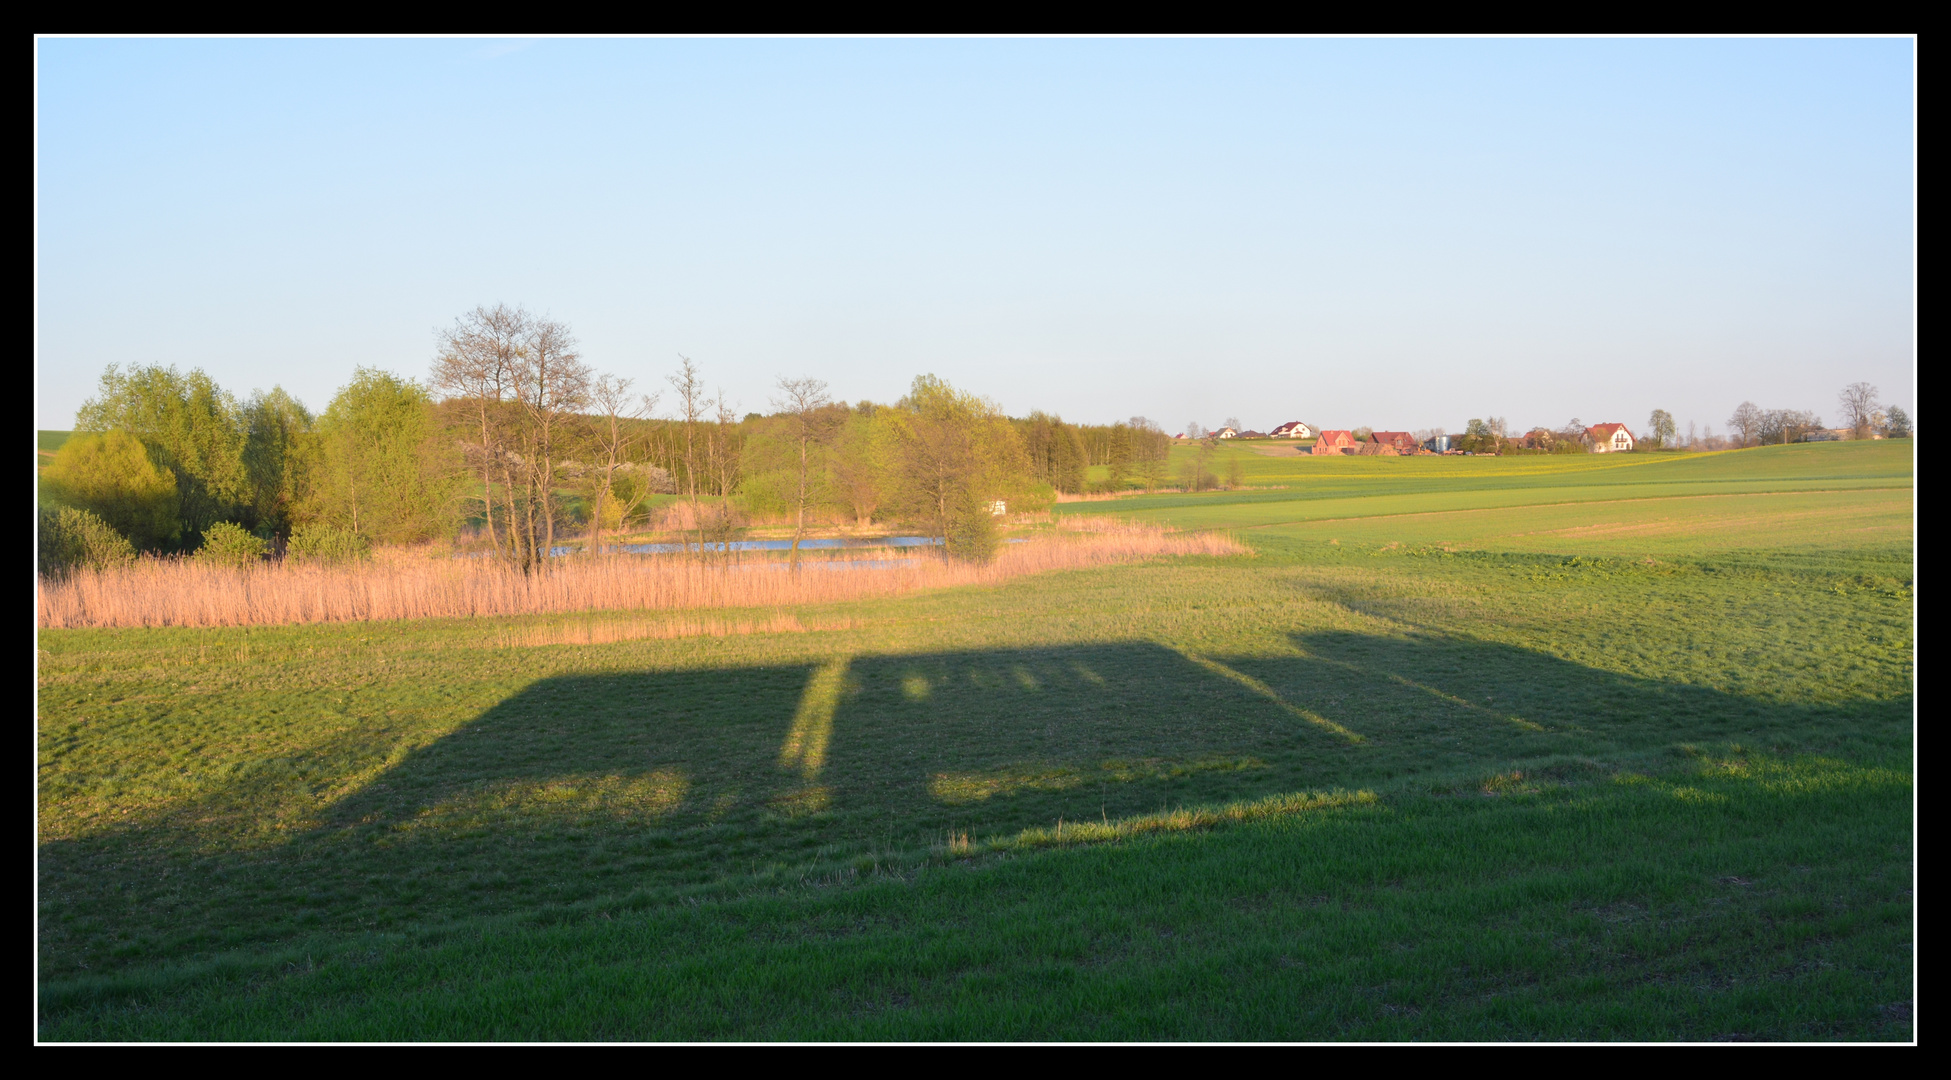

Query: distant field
<box><xmin>38</xmin><ymin>430</ymin><xmax>71</xmax><ymax>468</ymax></box>
<box><xmin>37</xmin><ymin>441</ymin><xmax>1913</xmax><ymax>1040</ymax></box>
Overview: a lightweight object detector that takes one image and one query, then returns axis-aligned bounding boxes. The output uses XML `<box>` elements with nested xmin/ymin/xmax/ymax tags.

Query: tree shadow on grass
<box><xmin>38</xmin><ymin>634</ymin><xmax>1909</xmax><ymax>981</ymax></box>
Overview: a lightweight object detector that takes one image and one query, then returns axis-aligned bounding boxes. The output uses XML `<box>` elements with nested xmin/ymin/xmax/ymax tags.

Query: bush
<box><xmin>39</xmin><ymin>430</ymin><xmax>182</xmax><ymax>550</ymax></box>
<box><xmin>193</xmin><ymin>522</ymin><xmax>268</xmax><ymax>569</ymax></box>
<box><xmin>38</xmin><ymin>506</ymin><xmax>137</xmax><ymax>578</ymax></box>
<box><xmin>286</xmin><ymin>523</ymin><xmax>371</xmax><ymax>564</ymax></box>
<box><xmin>1015</xmin><ymin>482</ymin><xmax>1057</xmax><ymax>515</ymax></box>
<box><xmin>944</xmin><ymin>496</ymin><xmax>1001</xmax><ymax>565</ymax></box>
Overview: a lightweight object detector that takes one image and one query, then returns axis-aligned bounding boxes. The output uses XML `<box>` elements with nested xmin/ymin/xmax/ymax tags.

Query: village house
<box><xmin>1237</xmin><ymin>429</ymin><xmax>1268</xmax><ymax>439</ymax></box>
<box><xmin>1270</xmin><ymin>421</ymin><xmax>1315</xmax><ymax>439</ymax></box>
<box><xmin>1585</xmin><ymin>423</ymin><xmax>1636</xmax><ymax>453</ymax></box>
<box><xmin>1369</xmin><ymin>430</ymin><xmax>1419</xmax><ymax>454</ymax></box>
<box><xmin>1311</xmin><ymin>430</ymin><xmax>1358</xmax><ymax>455</ymax></box>
<box><xmin>1213</xmin><ymin>426</ymin><xmax>1239</xmax><ymax>439</ymax></box>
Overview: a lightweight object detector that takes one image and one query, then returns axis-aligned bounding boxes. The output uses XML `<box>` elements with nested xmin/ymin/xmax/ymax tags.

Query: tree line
<box><xmin>40</xmin><ymin>304</ymin><xmax>1195</xmax><ymax>575</ymax></box>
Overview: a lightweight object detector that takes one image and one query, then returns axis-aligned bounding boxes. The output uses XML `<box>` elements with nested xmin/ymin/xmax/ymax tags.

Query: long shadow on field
<box><xmin>38</xmin><ymin>635</ymin><xmax>1909</xmax><ymax>981</ymax></box>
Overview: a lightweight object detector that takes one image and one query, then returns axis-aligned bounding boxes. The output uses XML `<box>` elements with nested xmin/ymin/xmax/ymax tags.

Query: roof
<box><xmin>1586</xmin><ymin>423</ymin><xmax>1634</xmax><ymax>440</ymax></box>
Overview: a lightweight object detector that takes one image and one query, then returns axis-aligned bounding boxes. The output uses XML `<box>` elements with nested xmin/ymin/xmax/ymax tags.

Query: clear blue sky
<box><xmin>36</xmin><ymin>37</ymin><xmax>1914</xmax><ymax>437</ymax></box>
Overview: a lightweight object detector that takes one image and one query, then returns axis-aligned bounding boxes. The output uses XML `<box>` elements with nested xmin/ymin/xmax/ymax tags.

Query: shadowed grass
<box><xmin>37</xmin><ymin>441</ymin><xmax>1911</xmax><ymax>1040</ymax></box>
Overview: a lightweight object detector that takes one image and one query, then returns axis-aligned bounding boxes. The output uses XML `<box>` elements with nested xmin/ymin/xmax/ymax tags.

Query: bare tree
<box><xmin>666</xmin><ymin>357</ymin><xmax>707</xmax><ymax>556</ymax></box>
<box><xmin>771</xmin><ymin>376</ymin><xmax>834</xmax><ymax>565</ymax></box>
<box><xmin>1838</xmin><ymin>382</ymin><xmax>1881</xmax><ymax>440</ymax></box>
<box><xmin>586</xmin><ymin>374</ymin><xmax>657</xmax><ymax>558</ymax></box>
<box><xmin>431</xmin><ymin>304</ymin><xmax>527</xmax><ymax>562</ymax></box>
<box><xmin>1727</xmin><ymin>402</ymin><xmax>1765</xmax><ymax>448</ymax></box>
<box><xmin>512</xmin><ymin>316</ymin><xmax>590</xmax><ymax>569</ymax></box>
<box><xmin>703</xmin><ymin>389</ymin><xmax>743</xmax><ymax>558</ymax></box>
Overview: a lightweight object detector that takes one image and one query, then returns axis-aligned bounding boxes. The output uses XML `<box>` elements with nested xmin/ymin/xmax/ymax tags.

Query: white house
<box><xmin>1214</xmin><ymin>426</ymin><xmax>1239</xmax><ymax>439</ymax></box>
<box><xmin>1270</xmin><ymin>421</ymin><xmax>1315</xmax><ymax>439</ymax></box>
<box><xmin>1585</xmin><ymin>423</ymin><xmax>1636</xmax><ymax>453</ymax></box>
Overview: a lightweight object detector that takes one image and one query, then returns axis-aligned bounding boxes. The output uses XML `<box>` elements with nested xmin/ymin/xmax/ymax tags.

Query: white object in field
<box><xmin>989</xmin><ymin>500</ymin><xmax>1007</xmax><ymax>516</ymax></box>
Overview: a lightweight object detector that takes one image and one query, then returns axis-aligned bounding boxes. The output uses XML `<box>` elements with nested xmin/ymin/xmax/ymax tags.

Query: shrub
<box><xmin>1015</xmin><ymin>482</ymin><xmax>1057</xmax><ymax>515</ymax></box>
<box><xmin>39</xmin><ymin>430</ymin><xmax>182</xmax><ymax>550</ymax></box>
<box><xmin>38</xmin><ymin>506</ymin><xmax>137</xmax><ymax>578</ymax></box>
<box><xmin>193</xmin><ymin>522</ymin><xmax>268</xmax><ymax>569</ymax></box>
<box><xmin>286</xmin><ymin>523</ymin><xmax>372</xmax><ymax>565</ymax></box>
<box><xmin>944</xmin><ymin>495</ymin><xmax>1001</xmax><ymax>565</ymax></box>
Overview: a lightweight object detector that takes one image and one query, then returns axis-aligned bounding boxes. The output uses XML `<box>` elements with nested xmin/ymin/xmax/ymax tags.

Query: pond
<box><xmin>546</xmin><ymin>536</ymin><xmax>946</xmax><ymax>557</ymax></box>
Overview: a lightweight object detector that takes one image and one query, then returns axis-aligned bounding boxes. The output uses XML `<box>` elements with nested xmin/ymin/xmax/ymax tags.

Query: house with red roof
<box><xmin>1370</xmin><ymin>431</ymin><xmax>1419</xmax><ymax>454</ymax></box>
<box><xmin>1311</xmin><ymin>430</ymin><xmax>1358</xmax><ymax>455</ymax></box>
<box><xmin>1585</xmin><ymin>423</ymin><xmax>1636</xmax><ymax>453</ymax></box>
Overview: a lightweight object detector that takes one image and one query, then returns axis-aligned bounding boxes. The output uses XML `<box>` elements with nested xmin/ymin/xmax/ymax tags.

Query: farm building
<box><xmin>1370</xmin><ymin>431</ymin><xmax>1419</xmax><ymax>453</ymax></box>
<box><xmin>1585</xmin><ymin>423</ymin><xmax>1636</xmax><ymax>453</ymax></box>
<box><xmin>1356</xmin><ymin>440</ymin><xmax>1399</xmax><ymax>456</ymax></box>
<box><xmin>1270</xmin><ymin>421</ymin><xmax>1315</xmax><ymax>439</ymax></box>
<box><xmin>1423</xmin><ymin>434</ymin><xmax>1453</xmax><ymax>453</ymax></box>
<box><xmin>1311</xmin><ymin>430</ymin><xmax>1358</xmax><ymax>455</ymax></box>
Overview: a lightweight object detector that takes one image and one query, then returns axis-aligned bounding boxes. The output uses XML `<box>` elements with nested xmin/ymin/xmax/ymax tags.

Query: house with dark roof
<box><xmin>1270</xmin><ymin>421</ymin><xmax>1315</xmax><ymax>439</ymax></box>
<box><xmin>1369</xmin><ymin>431</ymin><xmax>1419</xmax><ymax>454</ymax></box>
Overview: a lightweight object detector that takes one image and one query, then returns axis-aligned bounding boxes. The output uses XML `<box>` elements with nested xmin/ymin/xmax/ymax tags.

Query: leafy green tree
<box><xmin>75</xmin><ymin>364</ymin><xmax>249</xmax><ymax>544</ymax></box>
<box><xmin>1104</xmin><ymin>422</ymin><xmax>1133</xmax><ymax>491</ymax></box>
<box><xmin>305</xmin><ymin>369</ymin><xmax>455</xmax><ymax>544</ymax></box>
<box><xmin>38</xmin><ymin>506</ymin><xmax>137</xmax><ymax>578</ymax></box>
<box><xmin>827</xmin><ymin>404</ymin><xmax>896</xmax><ymax>526</ymax></box>
<box><xmin>1646</xmin><ymin>409</ymin><xmax>1677</xmax><ymax>449</ymax></box>
<box><xmin>39</xmin><ymin>430</ymin><xmax>182</xmax><ymax>550</ymax></box>
<box><xmin>1883</xmin><ymin>406</ymin><xmax>1911</xmax><ymax>438</ymax></box>
<box><xmin>886</xmin><ymin>375</ymin><xmax>1028</xmax><ymax>562</ymax></box>
<box><xmin>242</xmin><ymin>387</ymin><xmax>316</xmax><ymax>538</ymax></box>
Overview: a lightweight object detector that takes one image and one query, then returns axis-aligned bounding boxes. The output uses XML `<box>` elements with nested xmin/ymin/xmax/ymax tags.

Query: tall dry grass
<box><xmin>38</xmin><ymin>519</ymin><xmax>1244</xmax><ymax>630</ymax></box>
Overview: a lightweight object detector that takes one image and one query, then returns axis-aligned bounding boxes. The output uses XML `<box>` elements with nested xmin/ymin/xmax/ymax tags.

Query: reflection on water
<box><xmin>543</xmin><ymin>536</ymin><xmax>1025</xmax><ymax>559</ymax></box>
<box><xmin>547</xmin><ymin>536</ymin><xmax>945</xmax><ymax>557</ymax></box>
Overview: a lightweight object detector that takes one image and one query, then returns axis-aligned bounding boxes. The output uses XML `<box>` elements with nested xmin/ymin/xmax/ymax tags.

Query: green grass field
<box><xmin>36</xmin><ymin>441</ymin><xmax>1914</xmax><ymax>1040</ymax></box>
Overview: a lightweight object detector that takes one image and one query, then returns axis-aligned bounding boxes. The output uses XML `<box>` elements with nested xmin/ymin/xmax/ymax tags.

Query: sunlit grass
<box><xmin>36</xmin><ymin>441</ymin><xmax>1912</xmax><ymax>1040</ymax></box>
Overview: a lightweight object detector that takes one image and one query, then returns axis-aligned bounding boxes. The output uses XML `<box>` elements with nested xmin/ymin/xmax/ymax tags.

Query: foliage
<box><xmin>39</xmin><ymin>429</ymin><xmax>182</xmax><ymax>551</ymax></box>
<box><xmin>37</xmin><ymin>506</ymin><xmax>136</xmax><ymax>578</ymax></box>
<box><xmin>307</xmin><ymin>369</ymin><xmax>455</xmax><ymax>545</ymax></box>
<box><xmin>884</xmin><ymin>375</ymin><xmax>1030</xmax><ymax>553</ymax></box>
<box><xmin>943</xmin><ymin>491</ymin><xmax>1002</xmax><ymax>564</ymax></box>
<box><xmin>1882</xmin><ymin>405</ymin><xmax>1910</xmax><ymax>438</ymax></box>
<box><xmin>192</xmin><ymin>522</ymin><xmax>268</xmax><ymax>569</ymax></box>
<box><xmin>75</xmin><ymin>364</ymin><xmax>252</xmax><ymax>545</ymax></box>
<box><xmin>1645</xmin><ymin>409</ymin><xmax>1677</xmax><ymax>449</ymax></box>
<box><xmin>285</xmin><ymin>523</ymin><xmax>372</xmax><ymax>564</ymax></box>
<box><xmin>1018</xmin><ymin>412</ymin><xmax>1088</xmax><ymax>493</ymax></box>
<box><xmin>241</xmin><ymin>388</ymin><xmax>315</xmax><ymax>538</ymax></box>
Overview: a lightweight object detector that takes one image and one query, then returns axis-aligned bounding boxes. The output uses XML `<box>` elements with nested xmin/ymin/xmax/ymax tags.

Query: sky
<box><xmin>36</xmin><ymin>37</ymin><xmax>1915</xmax><ymax>437</ymax></box>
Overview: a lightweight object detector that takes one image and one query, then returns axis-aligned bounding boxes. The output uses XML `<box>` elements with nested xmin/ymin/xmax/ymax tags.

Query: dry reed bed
<box><xmin>39</xmin><ymin>520</ymin><xmax>1244</xmax><ymax>630</ymax></box>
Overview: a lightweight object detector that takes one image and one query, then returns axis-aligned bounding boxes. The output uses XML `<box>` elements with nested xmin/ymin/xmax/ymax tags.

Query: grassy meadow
<box><xmin>36</xmin><ymin>441</ymin><xmax>1914</xmax><ymax>1040</ymax></box>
